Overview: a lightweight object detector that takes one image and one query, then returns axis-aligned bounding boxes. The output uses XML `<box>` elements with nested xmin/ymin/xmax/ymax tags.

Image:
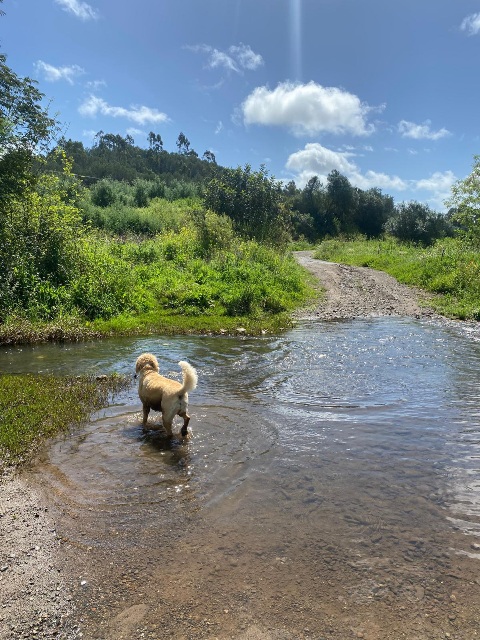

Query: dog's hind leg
<box><xmin>179</xmin><ymin>411</ymin><xmax>190</xmax><ymax>437</ymax></box>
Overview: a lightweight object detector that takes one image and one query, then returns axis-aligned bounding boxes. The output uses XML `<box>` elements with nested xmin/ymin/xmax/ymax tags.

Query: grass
<box><xmin>0</xmin><ymin>373</ymin><xmax>131</xmax><ymax>470</ymax></box>
<box><xmin>314</xmin><ymin>236</ymin><xmax>480</xmax><ymax>320</ymax></box>
<box><xmin>0</xmin><ymin>231</ymin><xmax>314</xmax><ymax>344</ymax></box>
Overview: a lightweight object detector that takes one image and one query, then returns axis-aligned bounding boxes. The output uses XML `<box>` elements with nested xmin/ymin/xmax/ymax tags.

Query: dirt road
<box><xmin>293</xmin><ymin>251</ymin><xmax>435</xmax><ymax>320</ymax></box>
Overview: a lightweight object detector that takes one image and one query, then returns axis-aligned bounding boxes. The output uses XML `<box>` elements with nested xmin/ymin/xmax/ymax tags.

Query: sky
<box><xmin>2</xmin><ymin>0</ymin><xmax>480</xmax><ymax>210</ymax></box>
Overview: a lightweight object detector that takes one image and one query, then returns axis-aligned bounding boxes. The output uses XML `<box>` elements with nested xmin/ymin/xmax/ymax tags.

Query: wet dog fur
<box><xmin>135</xmin><ymin>352</ymin><xmax>197</xmax><ymax>437</ymax></box>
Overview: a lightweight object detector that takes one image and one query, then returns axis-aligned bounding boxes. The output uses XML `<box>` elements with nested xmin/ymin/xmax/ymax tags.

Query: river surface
<box><xmin>3</xmin><ymin>317</ymin><xmax>480</xmax><ymax>639</ymax></box>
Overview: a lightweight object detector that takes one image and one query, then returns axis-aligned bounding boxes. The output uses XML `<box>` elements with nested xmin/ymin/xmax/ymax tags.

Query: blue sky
<box><xmin>3</xmin><ymin>0</ymin><xmax>480</xmax><ymax>210</ymax></box>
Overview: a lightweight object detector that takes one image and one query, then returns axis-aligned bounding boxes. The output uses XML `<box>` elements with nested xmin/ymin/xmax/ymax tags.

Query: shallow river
<box><xmin>3</xmin><ymin>317</ymin><xmax>480</xmax><ymax>639</ymax></box>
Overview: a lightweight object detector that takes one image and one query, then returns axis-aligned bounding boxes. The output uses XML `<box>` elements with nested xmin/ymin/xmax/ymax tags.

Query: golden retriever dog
<box><xmin>135</xmin><ymin>353</ymin><xmax>197</xmax><ymax>437</ymax></box>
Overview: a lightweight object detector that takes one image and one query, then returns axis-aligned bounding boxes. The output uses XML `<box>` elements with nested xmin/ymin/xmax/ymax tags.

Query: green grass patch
<box><xmin>1</xmin><ymin>227</ymin><xmax>314</xmax><ymax>343</ymax></box>
<box><xmin>0</xmin><ymin>373</ymin><xmax>131</xmax><ymax>469</ymax></box>
<box><xmin>314</xmin><ymin>236</ymin><xmax>480</xmax><ymax>320</ymax></box>
<box><xmin>91</xmin><ymin>309</ymin><xmax>295</xmax><ymax>337</ymax></box>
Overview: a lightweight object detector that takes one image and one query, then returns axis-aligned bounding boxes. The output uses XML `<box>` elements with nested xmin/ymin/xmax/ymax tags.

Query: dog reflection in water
<box><xmin>135</xmin><ymin>353</ymin><xmax>198</xmax><ymax>437</ymax></box>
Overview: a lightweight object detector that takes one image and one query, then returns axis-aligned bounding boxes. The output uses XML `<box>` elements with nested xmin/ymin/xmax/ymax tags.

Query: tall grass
<box><xmin>1</xmin><ymin>160</ymin><xmax>313</xmax><ymax>343</ymax></box>
<box><xmin>315</xmin><ymin>236</ymin><xmax>480</xmax><ymax>320</ymax></box>
<box><xmin>1</xmin><ymin>217</ymin><xmax>312</xmax><ymax>343</ymax></box>
<box><xmin>81</xmin><ymin>196</ymin><xmax>201</xmax><ymax>236</ymax></box>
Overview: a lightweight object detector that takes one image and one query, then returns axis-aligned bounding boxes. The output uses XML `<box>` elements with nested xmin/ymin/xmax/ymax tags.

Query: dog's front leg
<box><xmin>142</xmin><ymin>405</ymin><xmax>150</xmax><ymax>429</ymax></box>
<box><xmin>163</xmin><ymin>421</ymin><xmax>173</xmax><ymax>438</ymax></box>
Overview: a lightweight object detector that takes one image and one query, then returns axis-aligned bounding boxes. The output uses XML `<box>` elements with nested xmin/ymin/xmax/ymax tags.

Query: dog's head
<box><xmin>135</xmin><ymin>352</ymin><xmax>160</xmax><ymax>377</ymax></box>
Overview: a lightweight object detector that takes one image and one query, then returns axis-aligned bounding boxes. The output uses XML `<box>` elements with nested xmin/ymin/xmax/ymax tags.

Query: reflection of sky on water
<box><xmin>3</xmin><ymin>316</ymin><xmax>480</xmax><ymax>552</ymax></box>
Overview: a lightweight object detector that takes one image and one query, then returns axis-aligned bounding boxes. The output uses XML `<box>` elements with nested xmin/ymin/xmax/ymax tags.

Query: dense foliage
<box><xmin>204</xmin><ymin>164</ymin><xmax>290</xmax><ymax>244</ymax></box>
<box><xmin>385</xmin><ymin>201</ymin><xmax>453</xmax><ymax>246</ymax></box>
<box><xmin>446</xmin><ymin>155</ymin><xmax>480</xmax><ymax>244</ymax></box>
<box><xmin>45</xmin><ymin>131</ymin><xmax>219</xmax><ymax>185</ymax></box>
<box><xmin>0</xmin><ymin>54</ymin><xmax>56</xmax><ymax>202</ymax></box>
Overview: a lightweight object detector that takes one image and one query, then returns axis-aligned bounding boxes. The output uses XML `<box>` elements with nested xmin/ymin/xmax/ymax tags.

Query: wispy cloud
<box><xmin>85</xmin><ymin>79</ymin><xmax>107</xmax><ymax>91</ymax></box>
<box><xmin>126</xmin><ymin>127</ymin><xmax>145</xmax><ymax>139</ymax></box>
<box><xmin>187</xmin><ymin>43</ymin><xmax>264</xmax><ymax>74</ymax></box>
<box><xmin>398</xmin><ymin>119</ymin><xmax>450</xmax><ymax>141</ymax></box>
<box><xmin>460</xmin><ymin>12</ymin><xmax>480</xmax><ymax>36</ymax></box>
<box><xmin>35</xmin><ymin>60</ymin><xmax>85</xmax><ymax>84</ymax></box>
<box><xmin>229</xmin><ymin>44</ymin><xmax>264</xmax><ymax>70</ymax></box>
<box><xmin>242</xmin><ymin>81</ymin><xmax>378</xmax><ymax>137</ymax></box>
<box><xmin>78</xmin><ymin>95</ymin><xmax>170</xmax><ymax>125</ymax></box>
<box><xmin>54</xmin><ymin>0</ymin><xmax>98</xmax><ymax>20</ymax></box>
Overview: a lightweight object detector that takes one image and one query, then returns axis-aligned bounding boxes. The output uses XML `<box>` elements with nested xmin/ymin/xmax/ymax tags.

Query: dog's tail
<box><xmin>178</xmin><ymin>361</ymin><xmax>198</xmax><ymax>394</ymax></box>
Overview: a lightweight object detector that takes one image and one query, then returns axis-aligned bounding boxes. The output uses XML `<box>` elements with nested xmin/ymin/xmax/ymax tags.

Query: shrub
<box><xmin>91</xmin><ymin>180</ymin><xmax>116</xmax><ymax>207</ymax></box>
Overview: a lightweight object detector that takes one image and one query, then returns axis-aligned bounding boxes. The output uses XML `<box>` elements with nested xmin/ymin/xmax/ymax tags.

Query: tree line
<box><xmin>47</xmin><ymin>134</ymin><xmax>456</xmax><ymax>246</ymax></box>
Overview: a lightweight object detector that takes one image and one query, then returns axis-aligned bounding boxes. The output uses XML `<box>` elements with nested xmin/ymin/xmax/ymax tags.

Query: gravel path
<box><xmin>0</xmin><ymin>473</ymin><xmax>78</xmax><ymax>639</ymax></box>
<box><xmin>293</xmin><ymin>251</ymin><xmax>436</xmax><ymax>320</ymax></box>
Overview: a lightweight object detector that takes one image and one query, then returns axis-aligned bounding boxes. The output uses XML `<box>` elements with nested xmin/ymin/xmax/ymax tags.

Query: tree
<box><xmin>148</xmin><ymin>131</ymin><xmax>163</xmax><ymax>153</ymax></box>
<box><xmin>445</xmin><ymin>155</ymin><xmax>480</xmax><ymax>243</ymax></box>
<box><xmin>204</xmin><ymin>164</ymin><xmax>290</xmax><ymax>244</ymax></box>
<box><xmin>291</xmin><ymin>176</ymin><xmax>336</xmax><ymax>240</ymax></box>
<box><xmin>0</xmin><ymin>151</ymin><xmax>84</xmax><ymax>320</ymax></box>
<box><xmin>202</xmin><ymin>150</ymin><xmax>216</xmax><ymax>164</ymax></box>
<box><xmin>354</xmin><ymin>187</ymin><xmax>394</xmax><ymax>239</ymax></box>
<box><xmin>326</xmin><ymin>170</ymin><xmax>355</xmax><ymax>233</ymax></box>
<box><xmin>386</xmin><ymin>201</ymin><xmax>452</xmax><ymax>246</ymax></box>
<box><xmin>176</xmin><ymin>131</ymin><xmax>191</xmax><ymax>154</ymax></box>
<box><xmin>0</xmin><ymin>53</ymin><xmax>56</xmax><ymax>203</ymax></box>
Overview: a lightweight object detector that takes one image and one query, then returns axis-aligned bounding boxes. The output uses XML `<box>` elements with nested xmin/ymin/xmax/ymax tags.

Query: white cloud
<box><xmin>415</xmin><ymin>171</ymin><xmax>456</xmax><ymax>193</ymax></box>
<box><xmin>460</xmin><ymin>12</ymin><xmax>480</xmax><ymax>36</ymax></box>
<box><xmin>286</xmin><ymin>143</ymin><xmax>357</xmax><ymax>182</ymax></box>
<box><xmin>54</xmin><ymin>0</ymin><xmax>98</xmax><ymax>20</ymax></box>
<box><xmin>414</xmin><ymin>171</ymin><xmax>457</xmax><ymax>211</ymax></box>
<box><xmin>186</xmin><ymin>43</ymin><xmax>263</xmax><ymax>74</ymax></box>
<box><xmin>286</xmin><ymin>142</ymin><xmax>407</xmax><ymax>191</ymax></box>
<box><xmin>242</xmin><ymin>82</ymin><xmax>376</xmax><ymax>136</ymax></box>
<box><xmin>286</xmin><ymin>143</ymin><xmax>456</xmax><ymax>209</ymax></box>
<box><xmin>78</xmin><ymin>95</ymin><xmax>170</xmax><ymax>125</ymax></box>
<box><xmin>352</xmin><ymin>170</ymin><xmax>408</xmax><ymax>192</ymax></box>
<box><xmin>398</xmin><ymin>119</ymin><xmax>450</xmax><ymax>141</ymax></box>
<box><xmin>214</xmin><ymin>121</ymin><xmax>224</xmax><ymax>135</ymax></box>
<box><xmin>35</xmin><ymin>60</ymin><xmax>85</xmax><ymax>84</ymax></box>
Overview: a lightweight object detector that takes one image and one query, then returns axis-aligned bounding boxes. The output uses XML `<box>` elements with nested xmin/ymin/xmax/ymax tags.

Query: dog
<box><xmin>135</xmin><ymin>353</ymin><xmax>198</xmax><ymax>437</ymax></box>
